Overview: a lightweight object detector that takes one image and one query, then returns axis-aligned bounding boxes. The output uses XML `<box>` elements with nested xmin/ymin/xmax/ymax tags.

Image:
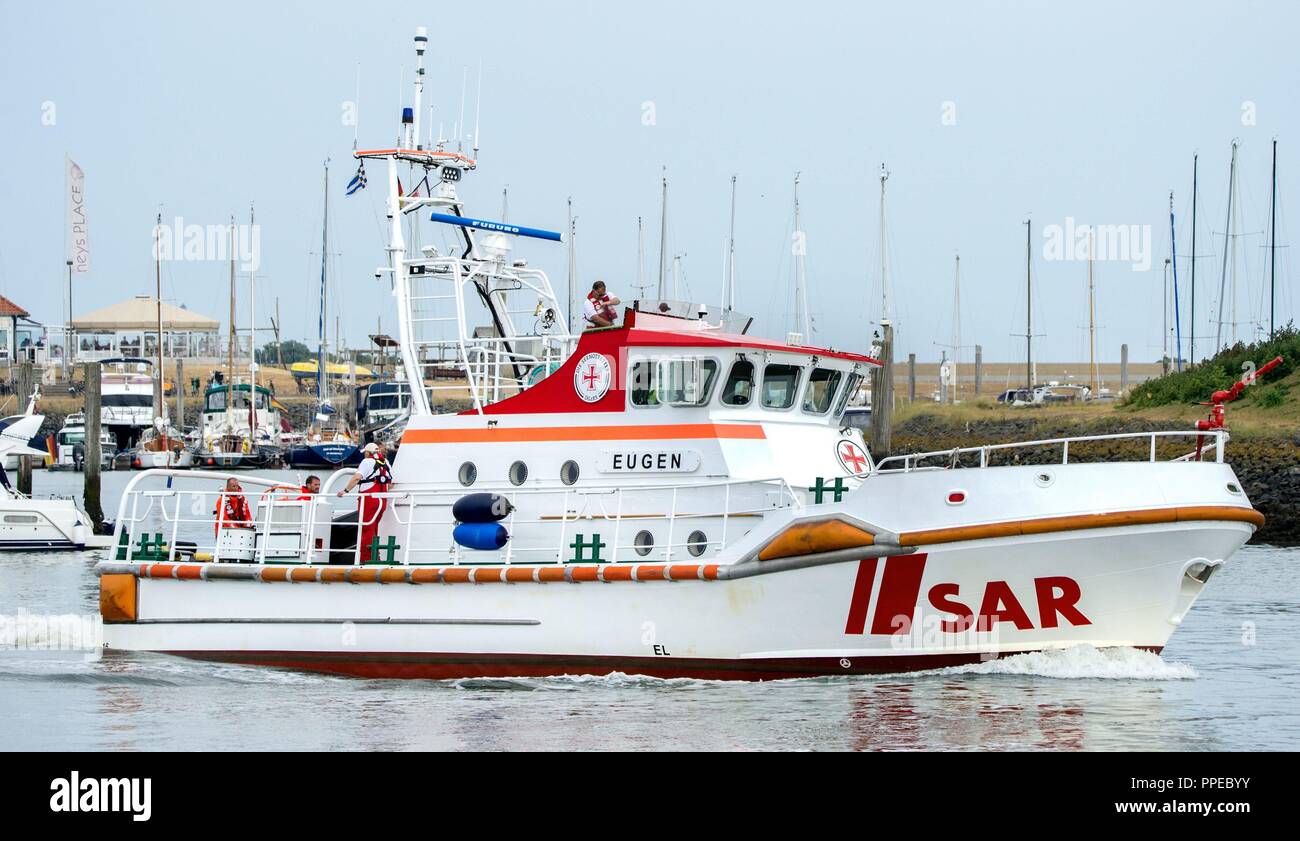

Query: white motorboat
<box><xmin>0</xmin><ymin>402</ymin><xmax>93</xmax><ymax>550</ymax></box>
<box><xmin>49</xmin><ymin>411</ymin><xmax>117</xmax><ymax>471</ymax></box>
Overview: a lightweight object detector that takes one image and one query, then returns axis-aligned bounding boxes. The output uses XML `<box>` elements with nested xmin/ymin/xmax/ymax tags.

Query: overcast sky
<box><xmin>1</xmin><ymin>0</ymin><xmax>1295</xmax><ymax>367</ymax></box>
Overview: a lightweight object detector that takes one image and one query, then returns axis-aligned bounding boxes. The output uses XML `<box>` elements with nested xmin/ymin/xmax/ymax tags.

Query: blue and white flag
<box><xmin>345</xmin><ymin>161</ymin><xmax>367</xmax><ymax>196</ymax></box>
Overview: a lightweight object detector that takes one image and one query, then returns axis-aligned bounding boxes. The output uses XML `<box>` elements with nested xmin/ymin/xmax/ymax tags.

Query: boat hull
<box><xmin>132</xmin><ymin>449</ymin><xmax>194</xmax><ymax>469</ymax></box>
<box><xmin>194</xmin><ymin>447</ymin><xmax>281</xmax><ymax>470</ymax></box>
<box><xmin>0</xmin><ymin>497</ymin><xmax>89</xmax><ymax>551</ymax></box>
<box><xmin>100</xmin><ymin>518</ymin><xmax>1250</xmax><ymax>680</ymax></box>
<box><xmin>286</xmin><ymin>442</ymin><xmax>361</xmax><ymax>468</ymax></box>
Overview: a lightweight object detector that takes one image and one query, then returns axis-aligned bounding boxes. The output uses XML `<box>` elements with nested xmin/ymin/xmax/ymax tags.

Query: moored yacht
<box><xmin>192</xmin><ymin>380</ymin><xmax>282</xmax><ymax>469</ymax></box>
<box><xmin>49</xmin><ymin>412</ymin><xmax>116</xmax><ymax>471</ymax></box>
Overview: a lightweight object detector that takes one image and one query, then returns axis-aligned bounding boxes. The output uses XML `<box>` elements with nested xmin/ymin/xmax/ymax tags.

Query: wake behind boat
<box><xmin>95</xmin><ymin>28</ymin><xmax>1264</xmax><ymax>680</ymax></box>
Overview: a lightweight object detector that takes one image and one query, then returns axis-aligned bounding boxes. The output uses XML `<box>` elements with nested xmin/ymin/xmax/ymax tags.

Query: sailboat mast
<box><xmin>249</xmin><ymin>203</ymin><xmax>257</xmax><ymax>438</ymax></box>
<box><xmin>1088</xmin><ymin>230</ymin><xmax>1097</xmax><ymax>393</ymax></box>
<box><xmin>636</xmin><ymin>217</ymin><xmax>645</xmax><ymax>299</ymax></box>
<box><xmin>227</xmin><ymin>214</ymin><xmax>235</xmax><ymax>429</ymax></box>
<box><xmin>1025</xmin><ymin>219</ymin><xmax>1033</xmax><ymax>391</ymax></box>
<box><xmin>725</xmin><ymin>174</ymin><xmax>737</xmax><ymax>313</ymax></box>
<box><xmin>657</xmin><ymin>169</ymin><xmax>668</xmax><ymax>300</ymax></box>
<box><xmin>1169</xmin><ymin>191</ymin><xmax>1182</xmax><ymax>372</ymax></box>
<box><xmin>879</xmin><ymin>165</ymin><xmax>890</xmax><ymax>322</ymax></box>
<box><xmin>1269</xmin><ymin>138</ymin><xmax>1278</xmax><ymax>339</ymax></box>
<box><xmin>154</xmin><ymin>210</ymin><xmax>164</xmax><ymax>423</ymax></box>
<box><xmin>318</xmin><ymin>161</ymin><xmax>329</xmax><ymax>405</ymax></box>
<box><xmin>566</xmin><ymin>198</ymin><xmax>575</xmax><ymax>331</ymax></box>
<box><xmin>1190</xmin><ymin>154</ymin><xmax>1198</xmax><ymax>365</ymax></box>
<box><xmin>951</xmin><ymin>254</ymin><xmax>961</xmax><ymax>402</ymax></box>
<box><xmin>1215</xmin><ymin>141</ymin><xmax>1237</xmax><ymax>352</ymax></box>
<box><xmin>793</xmin><ymin>172</ymin><xmax>810</xmax><ymax>338</ymax></box>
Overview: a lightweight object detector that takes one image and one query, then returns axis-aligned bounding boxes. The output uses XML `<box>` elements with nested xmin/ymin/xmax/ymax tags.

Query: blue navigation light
<box><xmin>429</xmin><ymin>212</ymin><xmax>564</xmax><ymax>243</ymax></box>
<box><xmin>401</xmin><ymin>107</ymin><xmax>414</xmax><ymax>124</ymax></box>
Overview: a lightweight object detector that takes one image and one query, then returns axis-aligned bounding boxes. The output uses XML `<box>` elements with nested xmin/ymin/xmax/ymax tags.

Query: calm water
<box><xmin>0</xmin><ymin>470</ymin><xmax>1297</xmax><ymax>751</ymax></box>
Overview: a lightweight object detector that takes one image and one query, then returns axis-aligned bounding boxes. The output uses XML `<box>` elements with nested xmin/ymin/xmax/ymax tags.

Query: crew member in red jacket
<box><xmin>213</xmin><ymin>477</ymin><xmax>253</xmax><ymax>536</ymax></box>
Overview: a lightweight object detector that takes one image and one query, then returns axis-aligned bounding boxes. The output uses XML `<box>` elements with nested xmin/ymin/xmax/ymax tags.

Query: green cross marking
<box><xmin>808</xmin><ymin>476</ymin><xmax>848</xmax><ymax>504</ymax></box>
<box><xmin>367</xmin><ymin>535</ymin><xmax>402</xmax><ymax>565</ymax></box>
<box><xmin>568</xmin><ymin>533</ymin><xmax>606</xmax><ymax>563</ymax></box>
<box><xmin>132</xmin><ymin>532</ymin><xmax>166</xmax><ymax>561</ymax></box>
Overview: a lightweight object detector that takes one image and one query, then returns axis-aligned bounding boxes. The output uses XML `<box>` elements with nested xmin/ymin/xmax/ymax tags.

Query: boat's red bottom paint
<box><xmin>165</xmin><ymin>646</ymin><xmax>1165</xmax><ymax>682</ymax></box>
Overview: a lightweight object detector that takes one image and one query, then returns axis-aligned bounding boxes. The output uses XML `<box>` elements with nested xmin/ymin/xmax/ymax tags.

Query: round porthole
<box><xmin>1226</xmin><ymin>482</ymin><xmax>1242</xmax><ymax>495</ymax></box>
<box><xmin>687</xmin><ymin>530</ymin><xmax>708</xmax><ymax>557</ymax></box>
<box><xmin>560</xmin><ymin>460</ymin><xmax>580</xmax><ymax>486</ymax></box>
<box><xmin>509</xmin><ymin>461</ymin><xmax>528</xmax><ymax>486</ymax></box>
<box><xmin>1034</xmin><ymin>470</ymin><xmax>1055</xmax><ymax>488</ymax></box>
<box><xmin>458</xmin><ymin>462</ymin><xmax>477</xmax><ymax>486</ymax></box>
<box><xmin>634</xmin><ymin>530</ymin><xmax>654</xmax><ymax>557</ymax></box>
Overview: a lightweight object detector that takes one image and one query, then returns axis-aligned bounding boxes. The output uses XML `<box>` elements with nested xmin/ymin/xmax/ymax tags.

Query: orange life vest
<box><xmin>214</xmin><ymin>493</ymin><xmax>253</xmax><ymax>535</ymax></box>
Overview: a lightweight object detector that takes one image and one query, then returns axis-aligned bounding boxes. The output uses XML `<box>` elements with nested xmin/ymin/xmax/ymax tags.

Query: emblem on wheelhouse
<box><xmin>97</xmin><ymin>27</ymin><xmax>1264</xmax><ymax>682</ymax></box>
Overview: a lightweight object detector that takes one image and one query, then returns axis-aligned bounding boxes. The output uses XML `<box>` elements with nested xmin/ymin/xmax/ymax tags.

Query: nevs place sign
<box><xmin>599</xmin><ymin>450</ymin><xmax>702</xmax><ymax>473</ymax></box>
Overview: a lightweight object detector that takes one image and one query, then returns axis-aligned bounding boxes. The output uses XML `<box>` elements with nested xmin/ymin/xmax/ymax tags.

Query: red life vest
<box><xmin>359</xmin><ymin>454</ymin><xmax>393</xmax><ymax>490</ymax></box>
<box><xmin>214</xmin><ymin>493</ymin><xmax>253</xmax><ymax>535</ymax></box>
<box><xmin>587</xmin><ymin>291</ymin><xmax>618</xmax><ymax>323</ymax></box>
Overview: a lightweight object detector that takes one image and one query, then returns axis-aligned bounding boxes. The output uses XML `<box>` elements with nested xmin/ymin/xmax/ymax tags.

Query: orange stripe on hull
<box><xmin>401</xmin><ymin>423</ymin><xmax>766</xmax><ymax>445</ymax></box>
<box><xmin>898</xmin><ymin>504</ymin><xmax>1263</xmax><ymax>548</ymax></box>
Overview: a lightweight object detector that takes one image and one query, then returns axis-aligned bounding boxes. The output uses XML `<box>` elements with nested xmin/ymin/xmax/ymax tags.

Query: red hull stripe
<box><xmin>166</xmin><ymin>646</ymin><xmax>1164</xmax><ymax>682</ymax></box>
<box><xmin>843</xmin><ymin>558</ymin><xmax>879</xmax><ymax>635</ymax></box>
<box><xmin>870</xmin><ymin>554</ymin><xmax>929</xmax><ymax>635</ymax></box>
<box><xmin>402</xmin><ymin>423</ymin><xmax>766</xmax><ymax>445</ymax></box>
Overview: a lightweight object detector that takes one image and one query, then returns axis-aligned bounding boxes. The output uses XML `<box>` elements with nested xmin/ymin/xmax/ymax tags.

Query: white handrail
<box><xmin>871</xmin><ymin>429</ymin><xmax>1229</xmax><ymax>474</ymax></box>
<box><xmin>113</xmin><ymin>471</ymin><xmax>800</xmax><ymax>568</ymax></box>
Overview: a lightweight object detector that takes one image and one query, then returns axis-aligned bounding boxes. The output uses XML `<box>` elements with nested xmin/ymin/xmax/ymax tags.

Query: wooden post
<box><xmin>175</xmin><ymin>358</ymin><xmax>185</xmax><ymax>428</ymax></box>
<box><xmin>974</xmin><ymin>345</ymin><xmax>983</xmax><ymax>398</ymax></box>
<box><xmin>907</xmin><ymin>353</ymin><xmax>916</xmax><ymax>402</ymax></box>
<box><xmin>16</xmin><ymin>362</ymin><xmax>32</xmax><ymax>494</ymax></box>
<box><xmin>1120</xmin><ymin>344</ymin><xmax>1130</xmax><ymax>395</ymax></box>
<box><xmin>83</xmin><ymin>362</ymin><xmax>104</xmax><ymax>529</ymax></box>
<box><xmin>871</xmin><ymin>323</ymin><xmax>893</xmax><ymax>457</ymax></box>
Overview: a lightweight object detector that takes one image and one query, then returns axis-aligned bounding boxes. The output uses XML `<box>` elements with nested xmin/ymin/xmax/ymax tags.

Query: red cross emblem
<box><xmin>837</xmin><ymin>440</ymin><xmax>870</xmax><ymax>473</ymax></box>
<box><xmin>573</xmin><ymin>352</ymin><xmax>611</xmax><ymax>402</ymax></box>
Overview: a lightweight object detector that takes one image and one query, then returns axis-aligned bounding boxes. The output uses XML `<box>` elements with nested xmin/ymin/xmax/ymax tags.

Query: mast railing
<box><xmin>400</xmin><ymin>252</ymin><xmax>573</xmax><ymax>411</ymax></box>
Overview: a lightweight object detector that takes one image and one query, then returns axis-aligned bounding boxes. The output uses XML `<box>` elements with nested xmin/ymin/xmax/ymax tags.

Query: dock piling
<box><xmin>871</xmin><ymin>322</ymin><xmax>894</xmax><ymax>457</ymax></box>
<box><xmin>84</xmin><ymin>361</ymin><xmax>104</xmax><ymax>529</ymax></box>
<box><xmin>16</xmin><ymin>362</ymin><xmax>33</xmax><ymax>494</ymax></box>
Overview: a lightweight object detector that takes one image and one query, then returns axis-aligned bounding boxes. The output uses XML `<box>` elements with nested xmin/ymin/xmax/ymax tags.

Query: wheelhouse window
<box><xmin>720</xmin><ymin>359</ymin><xmax>755</xmax><ymax>406</ymax></box>
<box><xmin>629</xmin><ymin>360</ymin><xmax>659</xmax><ymax>406</ymax></box>
<box><xmin>802</xmin><ymin>368</ymin><xmax>844</xmax><ymax>414</ymax></box>
<box><xmin>658</xmin><ymin>358</ymin><xmax>719</xmax><ymax>406</ymax></box>
<box><xmin>834</xmin><ymin>373</ymin><xmax>863</xmax><ymax>416</ymax></box>
<box><xmin>761</xmin><ymin>363</ymin><xmax>803</xmax><ymax>409</ymax></box>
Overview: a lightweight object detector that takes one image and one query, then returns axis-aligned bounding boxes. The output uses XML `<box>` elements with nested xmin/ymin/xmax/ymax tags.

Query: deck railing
<box><xmin>112</xmin><ymin>469</ymin><xmax>801</xmax><ymax>567</ymax></box>
<box><xmin>870</xmin><ymin>429</ymin><xmax>1229</xmax><ymax>474</ymax></box>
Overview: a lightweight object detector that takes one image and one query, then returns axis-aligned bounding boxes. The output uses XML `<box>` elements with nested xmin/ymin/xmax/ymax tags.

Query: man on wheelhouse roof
<box><xmin>582</xmin><ymin>280</ymin><xmax>620</xmax><ymax>328</ymax></box>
